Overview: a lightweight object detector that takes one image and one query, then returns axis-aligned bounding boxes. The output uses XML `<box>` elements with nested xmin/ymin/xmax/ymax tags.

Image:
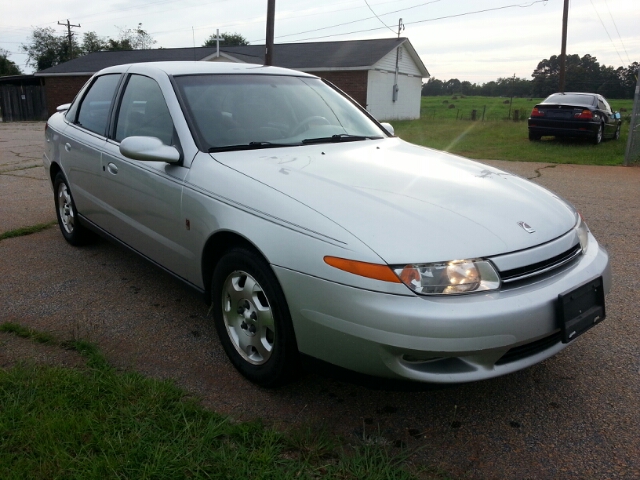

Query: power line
<box><xmin>589</xmin><ymin>0</ymin><xmax>626</xmax><ymax>67</ymax></box>
<box><xmin>263</xmin><ymin>0</ymin><xmax>440</xmax><ymax>42</ymax></box>
<box><xmin>405</xmin><ymin>0</ymin><xmax>549</xmax><ymax>27</ymax></box>
<box><xmin>602</xmin><ymin>0</ymin><xmax>632</xmax><ymax>65</ymax></box>
<box><xmin>363</xmin><ymin>0</ymin><xmax>397</xmax><ymax>35</ymax></box>
<box><xmin>283</xmin><ymin>0</ymin><xmax>549</xmax><ymax>43</ymax></box>
<box><xmin>147</xmin><ymin>0</ymin><xmax>429</xmax><ymax>41</ymax></box>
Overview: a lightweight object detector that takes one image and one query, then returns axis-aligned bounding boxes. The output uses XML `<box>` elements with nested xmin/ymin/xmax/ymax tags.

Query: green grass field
<box><xmin>0</xmin><ymin>323</ymin><xmax>446</xmax><ymax>480</ymax></box>
<box><xmin>392</xmin><ymin>96</ymin><xmax>634</xmax><ymax>165</ymax></box>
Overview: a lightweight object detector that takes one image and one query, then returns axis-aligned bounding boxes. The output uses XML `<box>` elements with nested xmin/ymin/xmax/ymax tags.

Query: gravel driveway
<box><xmin>1</xmin><ymin>122</ymin><xmax>639</xmax><ymax>479</ymax></box>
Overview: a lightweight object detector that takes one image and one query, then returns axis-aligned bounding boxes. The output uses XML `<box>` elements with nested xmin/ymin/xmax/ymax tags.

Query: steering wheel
<box><xmin>290</xmin><ymin>116</ymin><xmax>331</xmax><ymax>136</ymax></box>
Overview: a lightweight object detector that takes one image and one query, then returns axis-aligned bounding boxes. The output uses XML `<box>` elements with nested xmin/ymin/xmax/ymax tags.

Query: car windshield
<box><xmin>543</xmin><ymin>94</ymin><xmax>597</xmax><ymax>106</ymax></box>
<box><xmin>173</xmin><ymin>74</ymin><xmax>385</xmax><ymax>152</ymax></box>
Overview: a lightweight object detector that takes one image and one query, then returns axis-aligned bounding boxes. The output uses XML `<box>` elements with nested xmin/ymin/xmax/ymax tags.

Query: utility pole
<box><xmin>558</xmin><ymin>0</ymin><xmax>569</xmax><ymax>92</ymax></box>
<box><xmin>58</xmin><ymin>19</ymin><xmax>81</xmax><ymax>60</ymax></box>
<box><xmin>393</xmin><ymin>18</ymin><xmax>404</xmax><ymax>102</ymax></box>
<box><xmin>265</xmin><ymin>0</ymin><xmax>275</xmax><ymax>66</ymax></box>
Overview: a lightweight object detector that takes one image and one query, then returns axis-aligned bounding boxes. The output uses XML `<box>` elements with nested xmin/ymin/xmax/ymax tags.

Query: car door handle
<box><xmin>64</xmin><ymin>143</ymin><xmax>71</xmax><ymax>152</ymax></box>
<box><xmin>107</xmin><ymin>162</ymin><xmax>118</xmax><ymax>175</ymax></box>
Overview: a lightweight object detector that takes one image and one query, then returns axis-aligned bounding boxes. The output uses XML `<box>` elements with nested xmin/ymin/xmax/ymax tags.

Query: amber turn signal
<box><xmin>323</xmin><ymin>256</ymin><xmax>401</xmax><ymax>283</ymax></box>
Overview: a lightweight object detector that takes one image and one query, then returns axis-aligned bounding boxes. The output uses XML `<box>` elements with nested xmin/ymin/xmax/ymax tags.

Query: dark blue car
<box><xmin>528</xmin><ymin>92</ymin><xmax>621</xmax><ymax>144</ymax></box>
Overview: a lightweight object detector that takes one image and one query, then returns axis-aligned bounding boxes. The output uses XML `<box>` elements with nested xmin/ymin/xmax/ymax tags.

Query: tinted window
<box><xmin>115</xmin><ymin>75</ymin><xmax>174</xmax><ymax>145</ymax></box>
<box><xmin>543</xmin><ymin>94</ymin><xmax>596</xmax><ymax>106</ymax></box>
<box><xmin>76</xmin><ymin>74</ymin><xmax>120</xmax><ymax>135</ymax></box>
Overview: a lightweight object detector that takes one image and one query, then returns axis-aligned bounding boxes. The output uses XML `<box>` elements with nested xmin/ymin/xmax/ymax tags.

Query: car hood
<box><xmin>210</xmin><ymin>138</ymin><xmax>576</xmax><ymax>264</ymax></box>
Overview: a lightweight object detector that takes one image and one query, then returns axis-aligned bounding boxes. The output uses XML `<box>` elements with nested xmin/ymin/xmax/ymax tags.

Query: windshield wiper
<box><xmin>208</xmin><ymin>141</ymin><xmax>301</xmax><ymax>153</ymax></box>
<box><xmin>301</xmin><ymin>134</ymin><xmax>383</xmax><ymax>145</ymax></box>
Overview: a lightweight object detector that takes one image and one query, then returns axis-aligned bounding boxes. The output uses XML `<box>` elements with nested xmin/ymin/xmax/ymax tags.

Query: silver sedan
<box><xmin>43</xmin><ymin>62</ymin><xmax>610</xmax><ymax>386</ymax></box>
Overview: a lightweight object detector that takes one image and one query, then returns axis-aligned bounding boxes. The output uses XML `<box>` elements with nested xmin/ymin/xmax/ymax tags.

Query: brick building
<box><xmin>36</xmin><ymin>38</ymin><xmax>428</xmax><ymax>121</ymax></box>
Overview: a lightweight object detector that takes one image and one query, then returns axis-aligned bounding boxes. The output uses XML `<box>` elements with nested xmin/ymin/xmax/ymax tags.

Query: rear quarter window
<box><xmin>76</xmin><ymin>74</ymin><xmax>121</xmax><ymax>136</ymax></box>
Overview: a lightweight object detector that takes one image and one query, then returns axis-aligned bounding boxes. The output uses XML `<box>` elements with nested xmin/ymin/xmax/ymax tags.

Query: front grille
<box><xmin>496</xmin><ymin>331</ymin><xmax>562</xmax><ymax>365</ymax></box>
<box><xmin>499</xmin><ymin>244</ymin><xmax>582</xmax><ymax>284</ymax></box>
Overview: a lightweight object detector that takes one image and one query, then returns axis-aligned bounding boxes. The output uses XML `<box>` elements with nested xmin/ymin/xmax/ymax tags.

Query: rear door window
<box><xmin>75</xmin><ymin>74</ymin><xmax>120</xmax><ymax>136</ymax></box>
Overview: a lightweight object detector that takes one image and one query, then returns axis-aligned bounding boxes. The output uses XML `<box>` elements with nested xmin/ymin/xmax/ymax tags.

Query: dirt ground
<box><xmin>1</xmin><ymin>121</ymin><xmax>639</xmax><ymax>479</ymax></box>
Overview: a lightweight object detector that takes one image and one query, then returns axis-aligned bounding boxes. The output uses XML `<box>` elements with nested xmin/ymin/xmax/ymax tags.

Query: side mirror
<box><xmin>614</xmin><ymin>112</ymin><xmax>621</xmax><ymax>120</ymax></box>
<box><xmin>56</xmin><ymin>103</ymin><xmax>71</xmax><ymax>112</ymax></box>
<box><xmin>120</xmin><ymin>136</ymin><xmax>181</xmax><ymax>163</ymax></box>
<box><xmin>380</xmin><ymin>122</ymin><xmax>395</xmax><ymax>136</ymax></box>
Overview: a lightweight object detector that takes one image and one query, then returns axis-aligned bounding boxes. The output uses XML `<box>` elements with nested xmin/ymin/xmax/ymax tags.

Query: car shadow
<box><xmin>300</xmin><ymin>354</ymin><xmax>454</xmax><ymax>392</ymax></box>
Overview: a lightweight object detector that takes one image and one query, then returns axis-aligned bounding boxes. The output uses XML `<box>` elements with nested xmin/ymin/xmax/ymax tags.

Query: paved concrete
<box><xmin>1</xmin><ymin>122</ymin><xmax>639</xmax><ymax>479</ymax></box>
<box><xmin>0</xmin><ymin>122</ymin><xmax>53</xmax><ymax>232</ymax></box>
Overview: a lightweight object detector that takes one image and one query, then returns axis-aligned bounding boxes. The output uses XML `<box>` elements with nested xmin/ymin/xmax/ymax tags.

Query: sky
<box><xmin>2</xmin><ymin>0</ymin><xmax>638</xmax><ymax>83</ymax></box>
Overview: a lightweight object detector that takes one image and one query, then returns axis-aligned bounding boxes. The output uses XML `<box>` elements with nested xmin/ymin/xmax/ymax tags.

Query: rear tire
<box><xmin>212</xmin><ymin>248</ymin><xmax>299</xmax><ymax>387</ymax></box>
<box><xmin>593</xmin><ymin>123</ymin><xmax>603</xmax><ymax>145</ymax></box>
<box><xmin>528</xmin><ymin>131</ymin><xmax>541</xmax><ymax>141</ymax></box>
<box><xmin>53</xmin><ymin>172</ymin><xmax>92</xmax><ymax>246</ymax></box>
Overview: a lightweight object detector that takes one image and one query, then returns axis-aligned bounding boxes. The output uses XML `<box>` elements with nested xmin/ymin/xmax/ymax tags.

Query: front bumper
<box><xmin>275</xmin><ymin>234</ymin><xmax>610</xmax><ymax>383</ymax></box>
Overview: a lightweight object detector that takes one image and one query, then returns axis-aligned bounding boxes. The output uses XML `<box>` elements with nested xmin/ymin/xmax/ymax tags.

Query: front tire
<box><xmin>53</xmin><ymin>172</ymin><xmax>92</xmax><ymax>246</ymax></box>
<box><xmin>614</xmin><ymin>124</ymin><xmax>621</xmax><ymax>140</ymax></box>
<box><xmin>212</xmin><ymin>248</ymin><xmax>299</xmax><ymax>387</ymax></box>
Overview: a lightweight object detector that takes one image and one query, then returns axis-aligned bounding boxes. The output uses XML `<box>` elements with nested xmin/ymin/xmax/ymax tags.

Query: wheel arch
<box><xmin>201</xmin><ymin>230</ymin><xmax>269</xmax><ymax>304</ymax></box>
<box><xmin>49</xmin><ymin>161</ymin><xmax>62</xmax><ymax>185</ymax></box>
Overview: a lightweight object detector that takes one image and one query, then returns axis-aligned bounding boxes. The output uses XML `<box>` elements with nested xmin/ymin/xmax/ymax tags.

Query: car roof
<box><xmin>96</xmin><ymin>61</ymin><xmax>317</xmax><ymax>78</ymax></box>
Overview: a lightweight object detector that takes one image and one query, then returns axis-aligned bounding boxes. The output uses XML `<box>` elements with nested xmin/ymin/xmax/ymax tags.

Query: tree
<box><xmin>82</xmin><ymin>32</ymin><xmax>107</xmax><ymax>54</ymax></box>
<box><xmin>532</xmin><ymin>54</ymin><xmax>639</xmax><ymax>98</ymax></box>
<box><xmin>460</xmin><ymin>81</ymin><xmax>474</xmax><ymax>95</ymax></box>
<box><xmin>203</xmin><ymin>32</ymin><xmax>249</xmax><ymax>47</ymax></box>
<box><xmin>0</xmin><ymin>49</ymin><xmax>22</xmax><ymax>76</ymax></box>
<box><xmin>444</xmin><ymin>78</ymin><xmax>461</xmax><ymax>95</ymax></box>
<box><xmin>421</xmin><ymin>77</ymin><xmax>444</xmax><ymax>96</ymax></box>
<box><xmin>105</xmin><ymin>38</ymin><xmax>134</xmax><ymax>51</ymax></box>
<box><xmin>108</xmin><ymin>24</ymin><xmax>157</xmax><ymax>50</ymax></box>
<box><xmin>127</xmin><ymin>23</ymin><xmax>157</xmax><ymax>50</ymax></box>
<box><xmin>20</xmin><ymin>27</ymin><xmax>80</xmax><ymax>71</ymax></box>
<box><xmin>618</xmin><ymin>62</ymin><xmax>639</xmax><ymax>97</ymax></box>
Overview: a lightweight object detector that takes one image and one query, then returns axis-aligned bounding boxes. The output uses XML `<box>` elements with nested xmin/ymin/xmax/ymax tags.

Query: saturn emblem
<box><xmin>518</xmin><ymin>221</ymin><xmax>535</xmax><ymax>233</ymax></box>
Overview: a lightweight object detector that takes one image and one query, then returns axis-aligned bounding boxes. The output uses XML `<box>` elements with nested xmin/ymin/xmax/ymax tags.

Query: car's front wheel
<box><xmin>593</xmin><ymin>123</ymin><xmax>604</xmax><ymax>145</ymax></box>
<box><xmin>212</xmin><ymin>248</ymin><xmax>299</xmax><ymax>387</ymax></box>
<box><xmin>53</xmin><ymin>172</ymin><xmax>92</xmax><ymax>246</ymax></box>
<box><xmin>614</xmin><ymin>124</ymin><xmax>621</xmax><ymax>140</ymax></box>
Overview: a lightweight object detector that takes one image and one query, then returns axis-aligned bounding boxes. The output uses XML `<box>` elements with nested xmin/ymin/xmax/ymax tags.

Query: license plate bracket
<box><xmin>558</xmin><ymin>276</ymin><xmax>606</xmax><ymax>343</ymax></box>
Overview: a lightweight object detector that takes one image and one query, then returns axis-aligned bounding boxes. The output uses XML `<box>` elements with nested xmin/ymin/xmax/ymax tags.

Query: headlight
<box><xmin>393</xmin><ymin>259</ymin><xmax>500</xmax><ymax>295</ymax></box>
<box><xmin>576</xmin><ymin>213</ymin><xmax>589</xmax><ymax>254</ymax></box>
